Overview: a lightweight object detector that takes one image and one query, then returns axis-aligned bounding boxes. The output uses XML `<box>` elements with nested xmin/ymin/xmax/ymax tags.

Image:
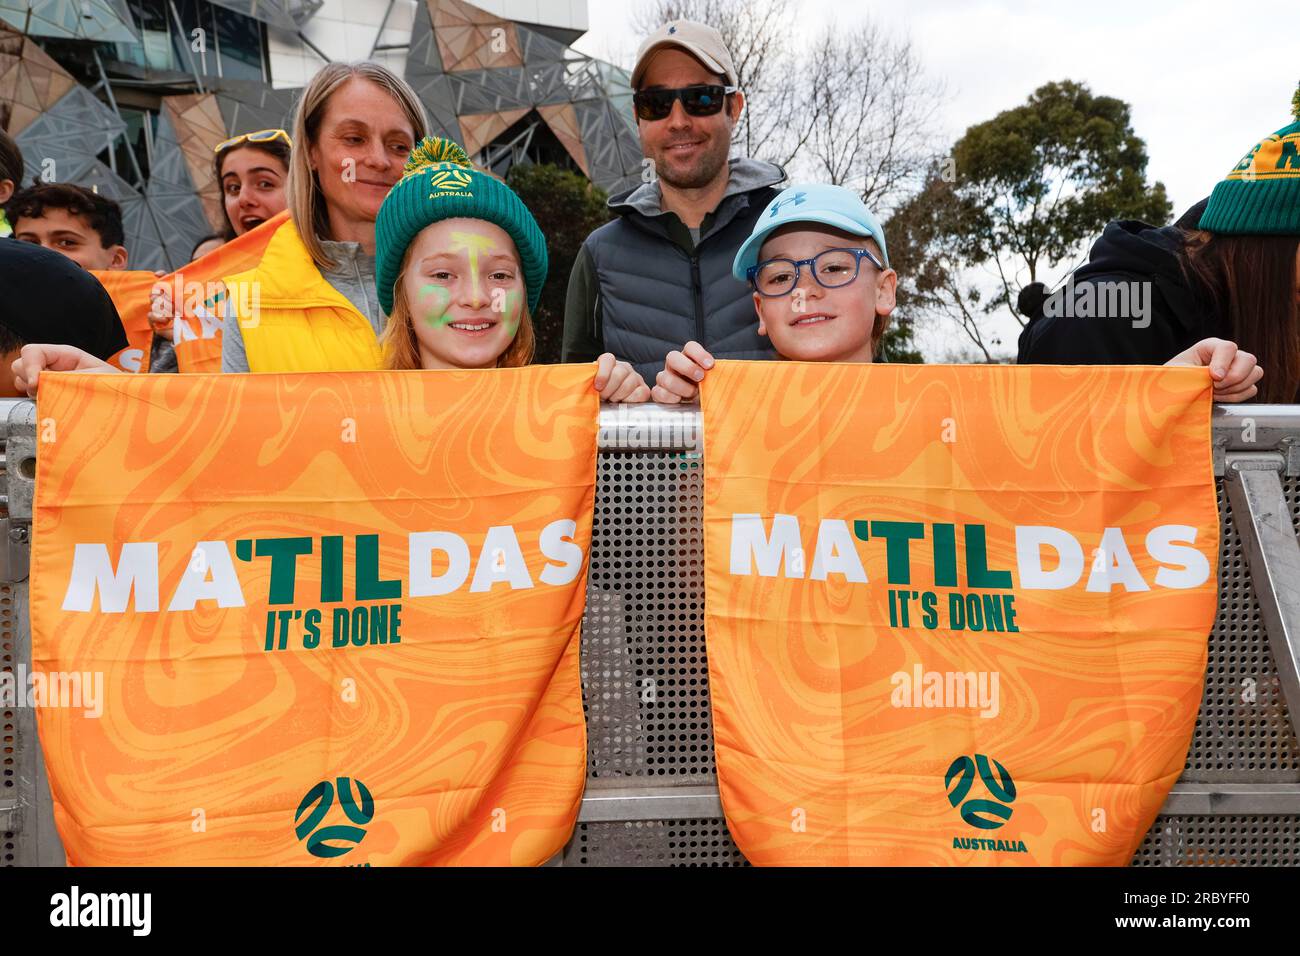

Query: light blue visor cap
<box><xmin>732</xmin><ymin>182</ymin><xmax>890</xmax><ymax>282</ymax></box>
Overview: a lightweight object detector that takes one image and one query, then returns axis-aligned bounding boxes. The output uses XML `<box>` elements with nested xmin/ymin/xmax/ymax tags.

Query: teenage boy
<box><xmin>650</xmin><ymin>183</ymin><xmax>1263</xmax><ymax>403</ymax></box>
<box><xmin>6</xmin><ymin>182</ymin><xmax>129</xmax><ymax>271</ymax></box>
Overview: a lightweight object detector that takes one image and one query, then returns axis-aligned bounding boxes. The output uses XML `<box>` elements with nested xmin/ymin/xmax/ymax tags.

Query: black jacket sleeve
<box><xmin>561</xmin><ymin>244</ymin><xmax>604</xmax><ymax>363</ymax></box>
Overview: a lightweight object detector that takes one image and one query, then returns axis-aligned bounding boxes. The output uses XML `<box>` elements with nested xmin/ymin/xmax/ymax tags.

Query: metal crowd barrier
<box><xmin>2</xmin><ymin>398</ymin><xmax>1298</xmax><ymax>867</ymax></box>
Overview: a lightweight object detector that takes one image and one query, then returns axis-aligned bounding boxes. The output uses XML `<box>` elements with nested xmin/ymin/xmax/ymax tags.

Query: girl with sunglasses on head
<box><xmin>214</xmin><ymin>128</ymin><xmax>292</xmax><ymax>241</ymax></box>
<box><xmin>147</xmin><ymin>129</ymin><xmax>293</xmax><ymax>367</ymax></box>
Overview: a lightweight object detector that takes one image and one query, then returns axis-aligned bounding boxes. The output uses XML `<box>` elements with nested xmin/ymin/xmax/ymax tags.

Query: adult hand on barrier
<box><xmin>594</xmin><ymin>352</ymin><xmax>652</xmax><ymax>403</ymax></box>
<box><xmin>651</xmin><ymin>341</ymin><xmax>715</xmax><ymax>404</ymax></box>
<box><xmin>1165</xmin><ymin>337</ymin><xmax>1263</xmax><ymax>403</ymax></box>
<box><xmin>12</xmin><ymin>343</ymin><xmax>118</xmax><ymax>397</ymax></box>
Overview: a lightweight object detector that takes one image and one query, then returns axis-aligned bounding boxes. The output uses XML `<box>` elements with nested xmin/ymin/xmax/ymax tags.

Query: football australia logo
<box><xmin>294</xmin><ymin>776</ymin><xmax>374</xmax><ymax>859</ymax></box>
<box><xmin>944</xmin><ymin>753</ymin><xmax>1028</xmax><ymax>855</ymax></box>
<box><xmin>428</xmin><ymin>167</ymin><xmax>474</xmax><ymax>198</ymax></box>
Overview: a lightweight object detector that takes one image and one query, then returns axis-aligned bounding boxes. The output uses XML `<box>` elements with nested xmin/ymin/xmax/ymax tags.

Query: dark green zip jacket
<box><xmin>561</xmin><ymin>158</ymin><xmax>785</xmax><ymax>384</ymax></box>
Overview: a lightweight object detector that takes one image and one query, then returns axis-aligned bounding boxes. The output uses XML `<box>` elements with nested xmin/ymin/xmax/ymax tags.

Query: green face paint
<box><xmin>448</xmin><ymin>229</ymin><xmax>498</xmax><ymax>305</ymax></box>
<box><xmin>419</xmin><ymin>283</ymin><xmax>453</xmax><ymax>328</ymax></box>
<box><xmin>502</xmin><ymin>288</ymin><xmax>522</xmax><ymax>338</ymax></box>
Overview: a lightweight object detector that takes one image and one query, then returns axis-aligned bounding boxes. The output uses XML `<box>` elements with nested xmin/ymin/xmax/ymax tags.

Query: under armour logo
<box><xmin>770</xmin><ymin>191</ymin><xmax>807</xmax><ymax>218</ymax></box>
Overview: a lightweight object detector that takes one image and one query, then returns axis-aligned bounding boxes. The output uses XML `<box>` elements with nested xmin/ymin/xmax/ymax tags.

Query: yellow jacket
<box><xmin>225</xmin><ymin>217</ymin><xmax>384</xmax><ymax>372</ymax></box>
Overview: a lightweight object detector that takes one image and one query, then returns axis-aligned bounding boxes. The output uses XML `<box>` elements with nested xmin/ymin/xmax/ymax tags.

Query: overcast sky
<box><xmin>572</xmin><ymin>1</ymin><xmax>1299</xmax><ymax>357</ymax></box>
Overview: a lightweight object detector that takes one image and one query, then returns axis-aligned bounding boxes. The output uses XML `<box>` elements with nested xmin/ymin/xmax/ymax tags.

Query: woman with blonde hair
<box><xmin>219</xmin><ymin>61</ymin><xmax>430</xmax><ymax>373</ymax></box>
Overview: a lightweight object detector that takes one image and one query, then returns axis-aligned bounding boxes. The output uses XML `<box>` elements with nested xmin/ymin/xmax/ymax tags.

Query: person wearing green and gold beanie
<box><xmin>1198</xmin><ymin>119</ymin><xmax>1300</xmax><ymax>234</ymax></box>
<box><xmin>372</xmin><ymin>136</ymin><xmax>546</xmax><ymax>370</ymax></box>
<box><xmin>1019</xmin><ymin>104</ymin><xmax>1300</xmax><ymax>402</ymax></box>
<box><xmin>372</xmin><ymin>135</ymin><xmax>651</xmax><ymax>400</ymax></box>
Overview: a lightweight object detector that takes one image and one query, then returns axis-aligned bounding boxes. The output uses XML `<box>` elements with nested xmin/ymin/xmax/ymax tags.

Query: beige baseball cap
<box><xmin>630</xmin><ymin>20</ymin><xmax>738</xmax><ymax>90</ymax></box>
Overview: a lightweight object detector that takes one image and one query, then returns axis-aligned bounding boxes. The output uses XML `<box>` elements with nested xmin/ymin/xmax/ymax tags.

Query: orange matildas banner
<box><xmin>93</xmin><ymin>212</ymin><xmax>289</xmax><ymax>374</ymax></box>
<box><xmin>31</xmin><ymin>365</ymin><xmax>595</xmax><ymax>865</ymax></box>
<box><xmin>93</xmin><ymin>271</ymin><xmax>155</xmax><ymax>373</ymax></box>
<box><xmin>167</xmin><ymin>211</ymin><xmax>288</xmax><ymax>373</ymax></box>
<box><xmin>700</xmin><ymin>362</ymin><xmax>1218</xmax><ymax>866</ymax></box>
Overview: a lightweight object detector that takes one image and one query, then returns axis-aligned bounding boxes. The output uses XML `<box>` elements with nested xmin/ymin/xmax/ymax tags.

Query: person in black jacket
<box><xmin>1019</xmin><ymin>117</ymin><xmax>1300</xmax><ymax>402</ymax></box>
<box><xmin>1017</xmin><ymin>201</ymin><xmax>1215</xmax><ymax>365</ymax></box>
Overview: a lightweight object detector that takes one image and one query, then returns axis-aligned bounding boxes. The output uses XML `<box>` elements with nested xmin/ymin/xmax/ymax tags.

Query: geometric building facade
<box><xmin>0</xmin><ymin>0</ymin><xmax>641</xmax><ymax>270</ymax></box>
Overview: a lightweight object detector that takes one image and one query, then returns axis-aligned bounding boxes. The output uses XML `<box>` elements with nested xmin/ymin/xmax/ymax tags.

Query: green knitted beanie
<box><xmin>1198</xmin><ymin>119</ymin><xmax>1300</xmax><ymax>235</ymax></box>
<box><xmin>375</xmin><ymin>137</ymin><xmax>548</xmax><ymax>315</ymax></box>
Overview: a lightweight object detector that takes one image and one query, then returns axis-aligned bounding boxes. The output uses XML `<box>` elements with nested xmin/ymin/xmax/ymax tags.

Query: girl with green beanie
<box><xmin>373</xmin><ymin>136</ymin><xmax>649</xmax><ymax>400</ymax></box>
<box><xmin>1019</xmin><ymin>110</ymin><xmax>1300</xmax><ymax>402</ymax></box>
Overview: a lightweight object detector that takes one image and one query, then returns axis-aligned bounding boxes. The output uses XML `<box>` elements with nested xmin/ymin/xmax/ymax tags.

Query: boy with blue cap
<box><xmin>650</xmin><ymin>183</ymin><xmax>1263</xmax><ymax>403</ymax></box>
<box><xmin>651</xmin><ymin>182</ymin><xmax>895</xmax><ymax>401</ymax></box>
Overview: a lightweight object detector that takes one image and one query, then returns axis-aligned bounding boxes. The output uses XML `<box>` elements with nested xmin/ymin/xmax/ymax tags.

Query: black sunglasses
<box><xmin>633</xmin><ymin>84</ymin><xmax>739</xmax><ymax>122</ymax></box>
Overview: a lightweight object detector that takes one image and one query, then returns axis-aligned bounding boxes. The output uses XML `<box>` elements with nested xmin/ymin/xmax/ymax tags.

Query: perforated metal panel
<box><xmin>581</xmin><ymin>452</ymin><xmax>713</xmax><ymax>784</ymax></box>
<box><xmin>1133</xmin><ymin>815</ymin><xmax>1300</xmax><ymax>866</ymax></box>
<box><xmin>2</xmin><ymin>581</ymin><xmax>16</xmax><ymax>865</ymax></box>
<box><xmin>570</xmin><ymin>820</ymin><xmax>749</xmax><ymax>867</ymax></box>
<box><xmin>1185</xmin><ymin>483</ymin><xmax>1300</xmax><ymax>780</ymax></box>
<box><xmin>2</xmin><ymin>401</ymin><xmax>57</xmax><ymax>867</ymax></box>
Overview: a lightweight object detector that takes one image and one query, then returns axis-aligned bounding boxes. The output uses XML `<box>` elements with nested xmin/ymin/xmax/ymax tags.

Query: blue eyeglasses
<box><xmin>747</xmin><ymin>247</ymin><xmax>884</xmax><ymax>297</ymax></box>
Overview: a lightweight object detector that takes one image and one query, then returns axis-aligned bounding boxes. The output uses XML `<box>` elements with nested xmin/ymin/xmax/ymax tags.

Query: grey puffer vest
<box><xmin>587</xmin><ymin>160</ymin><xmax>785</xmax><ymax>384</ymax></box>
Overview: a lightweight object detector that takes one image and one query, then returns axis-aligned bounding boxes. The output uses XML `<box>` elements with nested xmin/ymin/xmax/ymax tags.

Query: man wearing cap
<box><xmin>561</xmin><ymin>19</ymin><xmax>786</xmax><ymax>386</ymax></box>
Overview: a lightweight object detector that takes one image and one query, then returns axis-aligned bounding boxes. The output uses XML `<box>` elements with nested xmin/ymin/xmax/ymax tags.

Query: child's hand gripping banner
<box><xmin>700</xmin><ymin>363</ymin><xmax>1218</xmax><ymax>866</ymax></box>
<box><xmin>31</xmin><ymin>366</ymin><xmax>595</xmax><ymax>866</ymax></box>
